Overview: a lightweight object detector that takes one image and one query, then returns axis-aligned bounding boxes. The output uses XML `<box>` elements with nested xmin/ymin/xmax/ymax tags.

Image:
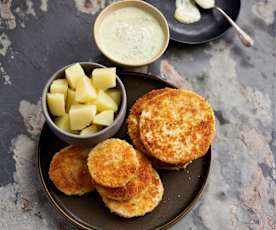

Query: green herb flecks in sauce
<box><xmin>99</xmin><ymin>7</ymin><xmax>165</xmax><ymax>65</ymax></box>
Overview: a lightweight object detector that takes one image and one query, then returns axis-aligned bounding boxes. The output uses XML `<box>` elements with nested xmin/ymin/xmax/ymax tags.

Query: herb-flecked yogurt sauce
<box><xmin>98</xmin><ymin>6</ymin><xmax>165</xmax><ymax>65</ymax></box>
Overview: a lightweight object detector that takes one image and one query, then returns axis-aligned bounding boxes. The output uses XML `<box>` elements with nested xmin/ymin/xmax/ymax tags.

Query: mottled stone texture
<box><xmin>0</xmin><ymin>0</ymin><xmax>275</xmax><ymax>229</ymax></box>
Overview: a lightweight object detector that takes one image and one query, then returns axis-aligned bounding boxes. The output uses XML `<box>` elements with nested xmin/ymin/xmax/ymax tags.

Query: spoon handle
<box><xmin>214</xmin><ymin>6</ymin><xmax>254</xmax><ymax>47</ymax></box>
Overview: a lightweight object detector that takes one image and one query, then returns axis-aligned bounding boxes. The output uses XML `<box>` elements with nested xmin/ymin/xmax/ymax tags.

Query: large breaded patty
<box><xmin>102</xmin><ymin>169</ymin><xmax>163</xmax><ymax>218</ymax></box>
<box><xmin>96</xmin><ymin>150</ymin><xmax>152</xmax><ymax>201</ymax></box>
<box><xmin>87</xmin><ymin>139</ymin><xmax>138</xmax><ymax>188</ymax></box>
<box><xmin>49</xmin><ymin>145</ymin><xmax>95</xmax><ymax>196</ymax></box>
<box><xmin>139</xmin><ymin>89</ymin><xmax>215</xmax><ymax>164</ymax></box>
<box><xmin>128</xmin><ymin>88</ymin><xmax>194</xmax><ymax>170</ymax></box>
<box><xmin>128</xmin><ymin>88</ymin><xmax>174</xmax><ymax>153</ymax></box>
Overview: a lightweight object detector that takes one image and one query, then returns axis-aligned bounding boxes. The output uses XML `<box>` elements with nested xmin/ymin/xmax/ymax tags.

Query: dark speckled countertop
<box><xmin>0</xmin><ymin>0</ymin><xmax>275</xmax><ymax>229</ymax></box>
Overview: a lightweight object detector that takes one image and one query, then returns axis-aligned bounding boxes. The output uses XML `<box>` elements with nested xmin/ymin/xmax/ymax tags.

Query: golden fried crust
<box><xmin>87</xmin><ymin>139</ymin><xmax>138</xmax><ymax>188</ymax></box>
<box><xmin>139</xmin><ymin>89</ymin><xmax>215</xmax><ymax>164</ymax></box>
<box><xmin>102</xmin><ymin>169</ymin><xmax>163</xmax><ymax>218</ymax></box>
<box><xmin>128</xmin><ymin>88</ymin><xmax>192</xmax><ymax>170</ymax></box>
<box><xmin>96</xmin><ymin>150</ymin><xmax>152</xmax><ymax>201</ymax></box>
<box><xmin>128</xmin><ymin>88</ymin><xmax>174</xmax><ymax>153</ymax></box>
<box><xmin>49</xmin><ymin>145</ymin><xmax>95</xmax><ymax>196</ymax></box>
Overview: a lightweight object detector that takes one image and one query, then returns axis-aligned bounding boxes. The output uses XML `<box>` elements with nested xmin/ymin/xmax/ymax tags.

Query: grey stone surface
<box><xmin>0</xmin><ymin>0</ymin><xmax>275</xmax><ymax>229</ymax></box>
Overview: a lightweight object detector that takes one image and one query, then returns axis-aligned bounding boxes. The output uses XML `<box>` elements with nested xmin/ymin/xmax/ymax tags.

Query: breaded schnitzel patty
<box><xmin>102</xmin><ymin>169</ymin><xmax>163</xmax><ymax>218</ymax></box>
<box><xmin>96</xmin><ymin>150</ymin><xmax>152</xmax><ymax>201</ymax></box>
<box><xmin>49</xmin><ymin>145</ymin><xmax>95</xmax><ymax>196</ymax></box>
<box><xmin>87</xmin><ymin>139</ymin><xmax>138</xmax><ymax>188</ymax></box>
<box><xmin>139</xmin><ymin>89</ymin><xmax>215</xmax><ymax>164</ymax></box>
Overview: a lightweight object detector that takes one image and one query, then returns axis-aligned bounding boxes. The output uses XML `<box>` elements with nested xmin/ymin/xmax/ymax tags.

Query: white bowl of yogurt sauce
<box><xmin>94</xmin><ymin>0</ymin><xmax>170</xmax><ymax>67</ymax></box>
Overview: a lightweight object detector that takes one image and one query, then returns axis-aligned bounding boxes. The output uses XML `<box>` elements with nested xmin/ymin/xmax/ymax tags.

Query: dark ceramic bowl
<box><xmin>42</xmin><ymin>62</ymin><xmax>127</xmax><ymax>145</ymax></box>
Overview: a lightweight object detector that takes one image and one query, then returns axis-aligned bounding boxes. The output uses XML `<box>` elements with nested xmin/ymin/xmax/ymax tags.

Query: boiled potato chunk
<box><xmin>75</xmin><ymin>76</ymin><xmax>97</xmax><ymax>103</ymax></box>
<box><xmin>95</xmin><ymin>90</ymin><xmax>118</xmax><ymax>112</ymax></box>
<box><xmin>47</xmin><ymin>93</ymin><xmax>65</xmax><ymax>116</ymax></box>
<box><xmin>65</xmin><ymin>63</ymin><xmax>86</xmax><ymax>89</ymax></box>
<box><xmin>80</xmin><ymin>124</ymin><xmax>100</xmax><ymax>135</ymax></box>
<box><xmin>54</xmin><ymin>114</ymin><xmax>77</xmax><ymax>134</ymax></box>
<box><xmin>69</xmin><ymin>104</ymin><xmax>96</xmax><ymax>130</ymax></box>
<box><xmin>93</xmin><ymin>110</ymin><xmax>114</xmax><ymax>126</ymax></box>
<box><xmin>50</xmin><ymin>79</ymin><xmax>68</xmax><ymax>99</ymax></box>
<box><xmin>66</xmin><ymin>89</ymin><xmax>77</xmax><ymax>112</ymax></box>
<box><xmin>92</xmin><ymin>67</ymin><xmax>116</xmax><ymax>90</ymax></box>
<box><xmin>106</xmin><ymin>89</ymin><xmax>121</xmax><ymax>105</ymax></box>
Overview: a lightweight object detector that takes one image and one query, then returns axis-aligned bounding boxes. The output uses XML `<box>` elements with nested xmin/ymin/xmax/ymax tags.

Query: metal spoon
<box><xmin>213</xmin><ymin>6</ymin><xmax>254</xmax><ymax>47</ymax></box>
<box><xmin>194</xmin><ymin>0</ymin><xmax>254</xmax><ymax>47</ymax></box>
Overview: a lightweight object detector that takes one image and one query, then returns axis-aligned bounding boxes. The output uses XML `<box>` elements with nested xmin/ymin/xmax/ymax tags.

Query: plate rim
<box><xmin>37</xmin><ymin>71</ymin><xmax>213</xmax><ymax>230</ymax></box>
<box><xmin>148</xmin><ymin>0</ymin><xmax>241</xmax><ymax>44</ymax></box>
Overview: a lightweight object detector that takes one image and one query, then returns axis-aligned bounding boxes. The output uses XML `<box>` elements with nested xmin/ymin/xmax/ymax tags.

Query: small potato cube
<box><xmin>93</xmin><ymin>110</ymin><xmax>114</xmax><ymax>126</ymax></box>
<box><xmin>106</xmin><ymin>89</ymin><xmax>121</xmax><ymax>105</ymax></box>
<box><xmin>75</xmin><ymin>76</ymin><xmax>97</xmax><ymax>103</ymax></box>
<box><xmin>54</xmin><ymin>114</ymin><xmax>77</xmax><ymax>134</ymax></box>
<box><xmin>47</xmin><ymin>93</ymin><xmax>65</xmax><ymax>116</ymax></box>
<box><xmin>95</xmin><ymin>90</ymin><xmax>118</xmax><ymax>112</ymax></box>
<box><xmin>50</xmin><ymin>79</ymin><xmax>68</xmax><ymax>99</ymax></box>
<box><xmin>66</xmin><ymin>89</ymin><xmax>77</xmax><ymax>112</ymax></box>
<box><xmin>69</xmin><ymin>104</ymin><xmax>96</xmax><ymax>130</ymax></box>
<box><xmin>92</xmin><ymin>67</ymin><xmax>116</xmax><ymax>90</ymax></box>
<box><xmin>80</xmin><ymin>124</ymin><xmax>100</xmax><ymax>135</ymax></box>
<box><xmin>65</xmin><ymin>63</ymin><xmax>86</xmax><ymax>89</ymax></box>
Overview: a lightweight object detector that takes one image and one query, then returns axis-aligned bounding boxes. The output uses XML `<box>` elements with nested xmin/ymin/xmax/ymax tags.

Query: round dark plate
<box><xmin>146</xmin><ymin>0</ymin><xmax>240</xmax><ymax>44</ymax></box>
<box><xmin>38</xmin><ymin>72</ymin><xmax>212</xmax><ymax>230</ymax></box>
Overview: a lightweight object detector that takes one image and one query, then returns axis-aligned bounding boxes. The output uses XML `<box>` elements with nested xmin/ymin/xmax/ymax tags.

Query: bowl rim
<box><xmin>42</xmin><ymin>62</ymin><xmax>127</xmax><ymax>140</ymax></box>
<box><xmin>93</xmin><ymin>0</ymin><xmax>170</xmax><ymax>67</ymax></box>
